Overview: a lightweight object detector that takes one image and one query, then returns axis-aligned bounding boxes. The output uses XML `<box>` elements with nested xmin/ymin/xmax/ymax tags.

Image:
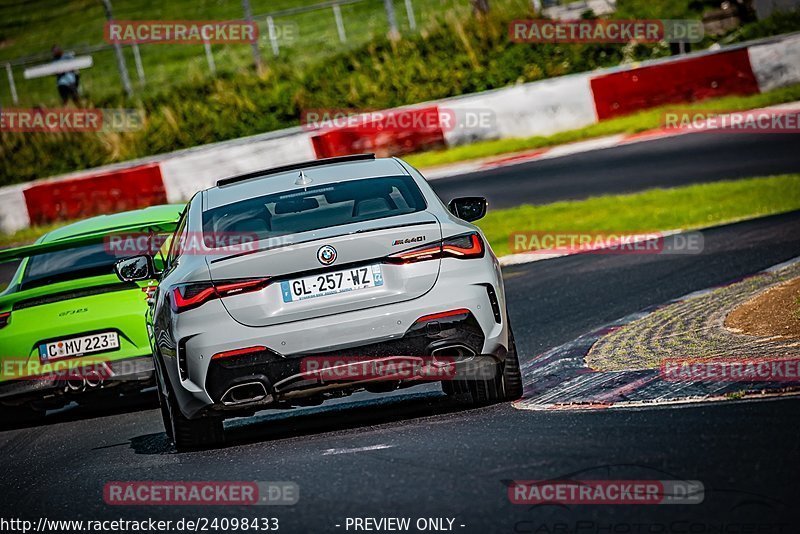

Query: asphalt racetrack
<box><xmin>2</xmin><ymin>132</ymin><xmax>800</xmax><ymax>532</ymax></box>
<box><xmin>431</xmin><ymin>132</ymin><xmax>800</xmax><ymax>208</ymax></box>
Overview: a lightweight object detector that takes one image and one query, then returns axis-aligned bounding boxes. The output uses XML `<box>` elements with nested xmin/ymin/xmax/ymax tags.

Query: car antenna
<box><xmin>295</xmin><ymin>170</ymin><xmax>312</xmax><ymax>186</ymax></box>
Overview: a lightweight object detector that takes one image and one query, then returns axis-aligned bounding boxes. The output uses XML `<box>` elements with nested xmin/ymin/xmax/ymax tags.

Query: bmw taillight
<box><xmin>170</xmin><ymin>278</ymin><xmax>270</xmax><ymax>313</ymax></box>
<box><xmin>387</xmin><ymin>243</ymin><xmax>442</xmax><ymax>263</ymax></box>
<box><xmin>0</xmin><ymin>312</ymin><xmax>10</xmax><ymax>329</ymax></box>
<box><xmin>442</xmin><ymin>233</ymin><xmax>484</xmax><ymax>258</ymax></box>
<box><xmin>387</xmin><ymin>232</ymin><xmax>485</xmax><ymax>264</ymax></box>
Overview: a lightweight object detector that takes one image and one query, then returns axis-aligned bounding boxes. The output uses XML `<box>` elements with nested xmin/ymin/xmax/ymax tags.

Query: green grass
<box><xmin>0</xmin><ymin>0</ymin><xmax>520</xmax><ymax>107</ymax></box>
<box><xmin>0</xmin><ymin>220</ymin><xmax>76</xmax><ymax>249</ymax></box>
<box><xmin>3</xmin><ymin>175</ymin><xmax>798</xmax><ymax>262</ymax></box>
<box><xmin>406</xmin><ymin>84</ymin><xmax>800</xmax><ymax>168</ymax></box>
<box><xmin>3</xmin><ymin>4</ymin><xmax>670</xmax><ymax>185</ymax></box>
<box><xmin>477</xmin><ymin>174</ymin><xmax>800</xmax><ymax>257</ymax></box>
<box><xmin>7</xmin><ymin>0</ymin><xmax>789</xmax><ymax>108</ymax></box>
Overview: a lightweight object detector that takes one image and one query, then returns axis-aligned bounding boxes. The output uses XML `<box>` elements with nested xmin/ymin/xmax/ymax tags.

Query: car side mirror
<box><xmin>115</xmin><ymin>255</ymin><xmax>155</xmax><ymax>282</ymax></box>
<box><xmin>448</xmin><ymin>197</ymin><xmax>488</xmax><ymax>222</ymax></box>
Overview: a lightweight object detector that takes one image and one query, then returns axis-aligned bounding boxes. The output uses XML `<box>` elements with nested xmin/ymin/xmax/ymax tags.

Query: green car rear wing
<box><xmin>0</xmin><ymin>219</ymin><xmax>181</xmax><ymax>265</ymax></box>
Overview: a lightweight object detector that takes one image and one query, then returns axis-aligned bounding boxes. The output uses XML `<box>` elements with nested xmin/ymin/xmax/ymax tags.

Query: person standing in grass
<box><xmin>52</xmin><ymin>45</ymin><xmax>80</xmax><ymax>105</ymax></box>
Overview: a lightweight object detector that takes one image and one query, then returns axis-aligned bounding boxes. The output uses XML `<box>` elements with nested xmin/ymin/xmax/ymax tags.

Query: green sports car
<box><xmin>0</xmin><ymin>204</ymin><xmax>184</xmax><ymax>421</ymax></box>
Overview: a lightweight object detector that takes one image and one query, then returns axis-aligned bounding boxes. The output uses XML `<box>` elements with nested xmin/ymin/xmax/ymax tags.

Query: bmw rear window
<box><xmin>22</xmin><ymin>243</ymin><xmax>119</xmax><ymax>290</ymax></box>
<box><xmin>203</xmin><ymin>176</ymin><xmax>427</xmax><ymax>242</ymax></box>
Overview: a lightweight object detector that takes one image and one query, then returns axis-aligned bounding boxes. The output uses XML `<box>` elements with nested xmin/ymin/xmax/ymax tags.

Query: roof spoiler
<box><xmin>0</xmin><ymin>219</ymin><xmax>181</xmax><ymax>264</ymax></box>
<box><xmin>216</xmin><ymin>153</ymin><xmax>376</xmax><ymax>187</ymax></box>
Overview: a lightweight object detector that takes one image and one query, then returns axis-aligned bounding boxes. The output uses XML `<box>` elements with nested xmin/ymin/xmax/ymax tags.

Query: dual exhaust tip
<box><xmin>64</xmin><ymin>371</ymin><xmax>105</xmax><ymax>392</ymax></box>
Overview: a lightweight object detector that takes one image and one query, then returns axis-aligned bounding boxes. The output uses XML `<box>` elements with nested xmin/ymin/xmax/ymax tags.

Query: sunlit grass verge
<box><xmin>0</xmin><ymin>220</ymin><xmax>77</xmax><ymax>249</ymax></box>
<box><xmin>407</xmin><ymin>84</ymin><xmax>800</xmax><ymax>169</ymax></box>
<box><xmin>478</xmin><ymin>174</ymin><xmax>800</xmax><ymax>257</ymax></box>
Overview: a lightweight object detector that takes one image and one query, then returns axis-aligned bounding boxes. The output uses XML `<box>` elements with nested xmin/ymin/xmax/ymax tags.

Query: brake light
<box><xmin>215</xmin><ymin>278</ymin><xmax>270</xmax><ymax>297</ymax></box>
<box><xmin>170</xmin><ymin>278</ymin><xmax>270</xmax><ymax>313</ymax></box>
<box><xmin>387</xmin><ymin>233</ymin><xmax>485</xmax><ymax>264</ymax></box>
<box><xmin>442</xmin><ymin>233</ymin><xmax>484</xmax><ymax>258</ymax></box>
<box><xmin>387</xmin><ymin>244</ymin><xmax>442</xmax><ymax>263</ymax></box>
<box><xmin>212</xmin><ymin>345</ymin><xmax>267</xmax><ymax>361</ymax></box>
<box><xmin>0</xmin><ymin>312</ymin><xmax>10</xmax><ymax>329</ymax></box>
<box><xmin>171</xmin><ymin>283</ymin><xmax>215</xmax><ymax>313</ymax></box>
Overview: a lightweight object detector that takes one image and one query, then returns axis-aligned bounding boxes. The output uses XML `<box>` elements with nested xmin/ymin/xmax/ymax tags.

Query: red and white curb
<box><xmin>511</xmin><ymin>255</ymin><xmax>800</xmax><ymax>412</ymax></box>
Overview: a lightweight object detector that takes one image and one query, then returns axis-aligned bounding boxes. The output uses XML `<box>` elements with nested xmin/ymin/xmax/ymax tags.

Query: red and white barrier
<box><xmin>441</xmin><ymin>72</ymin><xmax>598</xmax><ymax>146</ymax></box>
<box><xmin>160</xmin><ymin>130</ymin><xmax>316</xmax><ymax>203</ymax></box>
<box><xmin>22</xmin><ymin>163</ymin><xmax>167</xmax><ymax>227</ymax></box>
<box><xmin>748</xmin><ymin>34</ymin><xmax>800</xmax><ymax>92</ymax></box>
<box><xmin>0</xmin><ymin>185</ymin><xmax>31</xmax><ymax>235</ymax></box>
<box><xmin>590</xmin><ymin>48</ymin><xmax>761</xmax><ymax>120</ymax></box>
<box><xmin>1</xmin><ymin>33</ymin><xmax>798</xmax><ymax>234</ymax></box>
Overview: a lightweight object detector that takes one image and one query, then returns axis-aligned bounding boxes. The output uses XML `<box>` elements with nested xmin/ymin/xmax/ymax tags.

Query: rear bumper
<box><xmin>202</xmin><ymin>310</ymin><xmax>502</xmax><ymax>411</ymax></box>
<box><xmin>0</xmin><ymin>355</ymin><xmax>155</xmax><ymax>408</ymax></box>
<box><xmin>167</xmin><ymin>256</ymin><xmax>508</xmax><ymax>418</ymax></box>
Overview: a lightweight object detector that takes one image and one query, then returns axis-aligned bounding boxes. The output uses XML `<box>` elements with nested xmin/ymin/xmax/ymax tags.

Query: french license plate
<box><xmin>39</xmin><ymin>332</ymin><xmax>120</xmax><ymax>361</ymax></box>
<box><xmin>281</xmin><ymin>264</ymin><xmax>384</xmax><ymax>303</ymax></box>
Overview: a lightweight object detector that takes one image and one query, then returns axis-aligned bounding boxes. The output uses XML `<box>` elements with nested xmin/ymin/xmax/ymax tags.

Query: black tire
<box><xmin>501</xmin><ymin>329</ymin><xmax>524</xmax><ymax>401</ymax></box>
<box><xmin>441</xmin><ymin>379</ymin><xmax>468</xmax><ymax>397</ymax></box>
<box><xmin>467</xmin><ymin>369</ymin><xmax>503</xmax><ymax>405</ymax></box>
<box><xmin>152</xmin><ymin>354</ymin><xmax>173</xmax><ymax>440</ymax></box>
<box><xmin>169</xmin><ymin>407</ymin><xmax>225</xmax><ymax>452</ymax></box>
<box><xmin>452</xmin><ymin>326</ymin><xmax>523</xmax><ymax>405</ymax></box>
<box><xmin>156</xmin><ymin>382</ymin><xmax>173</xmax><ymax>441</ymax></box>
<box><xmin>160</xmin><ymin>369</ymin><xmax>225</xmax><ymax>451</ymax></box>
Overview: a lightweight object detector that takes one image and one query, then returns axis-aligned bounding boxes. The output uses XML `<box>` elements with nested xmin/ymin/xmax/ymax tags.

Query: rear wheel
<box><xmin>467</xmin><ymin>369</ymin><xmax>503</xmax><ymax>405</ymax></box>
<box><xmin>159</xmin><ymin>367</ymin><xmax>225</xmax><ymax>451</ymax></box>
<box><xmin>169</xmin><ymin>407</ymin><xmax>225</xmax><ymax>452</ymax></box>
<box><xmin>501</xmin><ymin>329</ymin><xmax>523</xmax><ymax>401</ymax></box>
<box><xmin>442</xmin><ymin>327</ymin><xmax>523</xmax><ymax>404</ymax></box>
<box><xmin>441</xmin><ymin>379</ymin><xmax>468</xmax><ymax>397</ymax></box>
<box><xmin>156</xmin><ymin>382</ymin><xmax>173</xmax><ymax>441</ymax></box>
